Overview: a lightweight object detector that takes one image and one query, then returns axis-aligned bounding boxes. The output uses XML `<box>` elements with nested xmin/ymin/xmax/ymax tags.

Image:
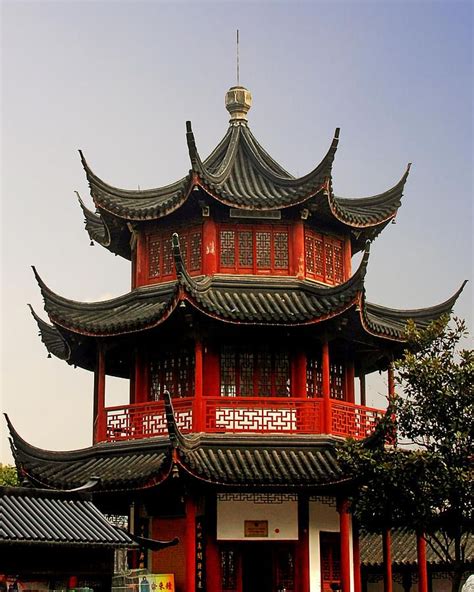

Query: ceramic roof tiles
<box><xmin>0</xmin><ymin>487</ymin><xmax>133</xmax><ymax>547</ymax></box>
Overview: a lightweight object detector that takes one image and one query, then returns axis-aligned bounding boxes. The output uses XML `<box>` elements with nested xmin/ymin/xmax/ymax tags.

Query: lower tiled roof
<box><xmin>360</xmin><ymin>528</ymin><xmax>474</xmax><ymax>566</ymax></box>
<box><xmin>0</xmin><ymin>486</ymin><xmax>133</xmax><ymax>547</ymax></box>
<box><xmin>178</xmin><ymin>434</ymin><xmax>346</xmax><ymax>487</ymax></box>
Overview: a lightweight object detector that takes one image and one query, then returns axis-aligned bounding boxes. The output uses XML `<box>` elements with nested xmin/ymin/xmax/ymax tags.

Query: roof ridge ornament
<box><xmin>225</xmin><ymin>85</ymin><xmax>252</xmax><ymax>122</ymax></box>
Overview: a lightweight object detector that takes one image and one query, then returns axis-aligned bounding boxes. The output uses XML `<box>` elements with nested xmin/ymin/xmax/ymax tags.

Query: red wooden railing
<box><xmin>101</xmin><ymin>397</ymin><xmax>383</xmax><ymax>443</ymax></box>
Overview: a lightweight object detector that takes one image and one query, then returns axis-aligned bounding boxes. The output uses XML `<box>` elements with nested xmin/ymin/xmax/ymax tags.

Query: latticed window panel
<box><xmin>307</xmin><ymin>355</ymin><xmax>323</xmax><ymax>397</ymax></box>
<box><xmin>147</xmin><ymin>226</ymin><xmax>202</xmax><ymax>281</ymax></box>
<box><xmin>238</xmin><ymin>231</ymin><xmax>253</xmax><ymax>268</ymax></box>
<box><xmin>220</xmin><ymin>548</ymin><xmax>238</xmax><ymax>592</ymax></box>
<box><xmin>220</xmin><ymin>347</ymin><xmax>291</xmax><ymax>397</ymax></box>
<box><xmin>220</xmin><ymin>230</ymin><xmax>236</xmax><ymax>267</ymax></box>
<box><xmin>330</xmin><ymin>362</ymin><xmax>345</xmax><ymax>400</ymax></box>
<box><xmin>148</xmin><ymin>237</ymin><xmax>161</xmax><ymax>278</ymax></box>
<box><xmin>150</xmin><ymin>349</ymin><xmax>195</xmax><ymax>400</ymax></box>
<box><xmin>275</xmin><ymin>546</ymin><xmax>295</xmax><ymax>592</ymax></box>
<box><xmin>190</xmin><ymin>232</ymin><xmax>202</xmax><ymax>271</ymax></box>
<box><xmin>325</xmin><ymin>242</ymin><xmax>335</xmax><ymax>282</ymax></box>
<box><xmin>305</xmin><ymin>229</ymin><xmax>344</xmax><ymax>285</ymax></box>
<box><xmin>274</xmin><ymin>231</ymin><xmax>289</xmax><ymax>269</ymax></box>
<box><xmin>219</xmin><ymin>225</ymin><xmax>289</xmax><ymax>274</ymax></box>
<box><xmin>220</xmin><ymin>347</ymin><xmax>237</xmax><ymax>397</ymax></box>
<box><xmin>256</xmin><ymin>231</ymin><xmax>271</xmax><ymax>269</ymax></box>
<box><xmin>321</xmin><ymin>532</ymin><xmax>341</xmax><ymax>592</ymax></box>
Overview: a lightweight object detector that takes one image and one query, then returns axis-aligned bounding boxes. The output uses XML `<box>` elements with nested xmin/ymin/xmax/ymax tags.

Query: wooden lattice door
<box><xmin>320</xmin><ymin>532</ymin><xmax>341</xmax><ymax>592</ymax></box>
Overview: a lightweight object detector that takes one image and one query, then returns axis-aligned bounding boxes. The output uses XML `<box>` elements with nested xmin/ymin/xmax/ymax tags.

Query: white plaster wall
<box><xmin>309</xmin><ymin>499</ymin><xmax>354</xmax><ymax>592</ymax></box>
<box><xmin>216</xmin><ymin>497</ymin><xmax>298</xmax><ymax>541</ymax></box>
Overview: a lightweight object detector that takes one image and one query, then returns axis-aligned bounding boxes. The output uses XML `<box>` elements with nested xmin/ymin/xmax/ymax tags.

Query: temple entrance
<box><xmin>242</xmin><ymin>544</ymin><xmax>273</xmax><ymax>592</ymax></box>
<box><xmin>220</xmin><ymin>543</ymin><xmax>295</xmax><ymax>592</ymax></box>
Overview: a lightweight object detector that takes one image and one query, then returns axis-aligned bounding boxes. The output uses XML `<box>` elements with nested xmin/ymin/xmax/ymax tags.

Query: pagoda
<box><xmin>7</xmin><ymin>85</ymin><xmax>464</xmax><ymax>592</ymax></box>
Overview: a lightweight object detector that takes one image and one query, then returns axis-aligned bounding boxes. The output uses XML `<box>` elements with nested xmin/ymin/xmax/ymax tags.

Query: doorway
<box><xmin>242</xmin><ymin>544</ymin><xmax>273</xmax><ymax>592</ymax></box>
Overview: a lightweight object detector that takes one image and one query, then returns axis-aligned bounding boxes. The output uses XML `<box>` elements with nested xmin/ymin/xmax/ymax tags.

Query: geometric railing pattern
<box><xmin>104</xmin><ymin>397</ymin><xmax>384</xmax><ymax>442</ymax></box>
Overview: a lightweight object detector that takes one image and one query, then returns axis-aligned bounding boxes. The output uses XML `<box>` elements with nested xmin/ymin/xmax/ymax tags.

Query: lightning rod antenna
<box><xmin>236</xmin><ymin>29</ymin><xmax>240</xmax><ymax>86</ymax></box>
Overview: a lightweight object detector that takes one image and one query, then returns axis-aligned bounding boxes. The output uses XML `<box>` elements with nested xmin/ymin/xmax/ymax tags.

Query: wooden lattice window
<box><xmin>219</xmin><ymin>225</ymin><xmax>289</xmax><ymax>275</ymax></box>
<box><xmin>307</xmin><ymin>355</ymin><xmax>323</xmax><ymax>397</ymax></box>
<box><xmin>320</xmin><ymin>532</ymin><xmax>341</xmax><ymax>592</ymax></box>
<box><xmin>330</xmin><ymin>361</ymin><xmax>345</xmax><ymax>400</ymax></box>
<box><xmin>275</xmin><ymin>546</ymin><xmax>295</xmax><ymax>592</ymax></box>
<box><xmin>305</xmin><ymin>230</ymin><xmax>344</xmax><ymax>285</ymax></box>
<box><xmin>221</xmin><ymin>548</ymin><xmax>238</xmax><ymax>592</ymax></box>
<box><xmin>147</xmin><ymin>226</ymin><xmax>202</xmax><ymax>281</ymax></box>
<box><xmin>306</xmin><ymin>355</ymin><xmax>347</xmax><ymax>400</ymax></box>
<box><xmin>150</xmin><ymin>349</ymin><xmax>195</xmax><ymax>399</ymax></box>
<box><xmin>220</xmin><ymin>347</ymin><xmax>291</xmax><ymax>397</ymax></box>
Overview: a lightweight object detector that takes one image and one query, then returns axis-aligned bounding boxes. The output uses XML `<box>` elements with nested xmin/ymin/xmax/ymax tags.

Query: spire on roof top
<box><xmin>225</xmin><ymin>86</ymin><xmax>252</xmax><ymax>122</ymax></box>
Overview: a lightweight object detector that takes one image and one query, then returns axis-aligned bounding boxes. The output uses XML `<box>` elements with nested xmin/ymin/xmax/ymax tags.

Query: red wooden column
<box><xmin>297</xmin><ymin>495</ymin><xmax>311</xmax><ymax>592</ymax></box>
<box><xmin>359</xmin><ymin>374</ymin><xmax>366</xmax><ymax>406</ymax></box>
<box><xmin>343</xmin><ymin>236</ymin><xmax>352</xmax><ymax>280</ymax></box>
<box><xmin>203</xmin><ymin>218</ymin><xmax>218</xmax><ymax>275</ymax></box>
<box><xmin>206</xmin><ymin>499</ymin><xmax>221</xmax><ymax>592</ymax></box>
<box><xmin>292</xmin><ymin>220</ymin><xmax>305</xmax><ymax>278</ymax></box>
<box><xmin>388</xmin><ymin>363</ymin><xmax>395</xmax><ymax>401</ymax></box>
<box><xmin>382</xmin><ymin>528</ymin><xmax>393</xmax><ymax>592</ymax></box>
<box><xmin>292</xmin><ymin>350</ymin><xmax>307</xmax><ymax>397</ymax></box>
<box><xmin>185</xmin><ymin>497</ymin><xmax>197</xmax><ymax>592</ymax></box>
<box><xmin>203</xmin><ymin>343</ymin><xmax>220</xmax><ymax>397</ymax></box>
<box><xmin>338</xmin><ymin>497</ymin><xmax>352</xmax><ymax>592</ymax></box>
<box><xmin>93</xmin><ymin>343</ymin><xmax>106</xmax><ymax>443</ymax></box>
<box><xmin>134</xmin><ymin>348</ymin><xmax>149</xmax><ymax>404</ymax></box>
<box><xmin>194</xmin><ymin>338</ymin><xmax>204</xmax><ymax>431</ymax></box>
<box><xmin>135</xmin><ymin>231</ymin><xmax>148</xmax><ymax>287</ymax></box>
<box><xmin>322</xmin><ymin>338</ymin><xmax>331</xmax><ymax>433</ymax></box>
<box><xmin>417</xmin><ymin>531</ymin><xmax>429</xmax><ymax>592</ymax></box>
<box><xmin>352</xmin><ymin>520</ymin><xmax>362</xmax><ymax>592</ymax></box>
<box><xmin>346</xmin><ymin>359</ymin><xmax>355</xmax><ymax>403</ymax></box>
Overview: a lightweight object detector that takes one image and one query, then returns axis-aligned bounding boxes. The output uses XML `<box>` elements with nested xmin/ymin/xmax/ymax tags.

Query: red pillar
<box><xmin>292</xmin><ymin>350</ymin><xmax>307</xmax><ymax>397</ymax></box>
<box><xmin>203</xmin><ymin>218</ymin><xmax>218</xmax><ymax>275</ymax></box>
<box><xmin>194</xmin><ymin>338</ymin><xmax>204</xmax><ymax>431</ymax></box>
<box><xmin>346</xmin><ymin>359</ymin><xmax>355</xmax><ymax>403</ymax></box>
<box><xmin>344</xmin><ymin>236</ymin><xmax>352</xmax><ymax>280</ymax></box>
<box><xmin>203</xmin><ymin>343</ymin><xmax>220</xmax><ymax>397</ymax></box>
<box><xmin>93</xmin><ymin>344</ymin><xmax>106</xmax><ymax>443</ymax></box>
<box><xmin>359</xmin><ymin>374</ymin><xmax>366</xmax><ymax>406</ymax></box>
<box><xmin>68</xmin><ymin>576</ymin><xmax>78</xmax><ymax>590</ymax></box>
<box><xmin>297</xmin><ymin>495</ymin><xmax>310</xmax><ymax>592</ymax></box>
<box><xmin>353</xmin><ymin>522</ymin><xmax>362</xmax><ymax>592</ymax></box>
<box><xmin>292</xmin><ymin>220</ymin><xmax>305</xmax><ymax>278</ymax></box>
<box><xmin>134</xmin><ymin>348</ymin><xmax>149</xmax><ymax>404</ymax></box>
<box><xmin>388</xmin><ymin>363</ymin><xmax>395</xmax><ymax>401</ymax></box>
<box><xmin>322</xmin><ymin>338</ymin><xmax>331</xmax><ymax>433</ymax></box>
<box><xmin>135</xmin><ymin>232</ymin><xmax>148</xmax><ymax>287</ymax></box>
<box><xmin>383</xmin><ymin>528</ymin><xmax>393</xmax><ymax>592</ymax></box>
<box><xmin>338</xmin><ymin>498</ymin><xmax>352</xmax><ymax>592</ymax></box>
<box><xmin>185</xmin><ymin>497</ymin><xmax>196</xmax><ymax>592</ymax></box>
<box><xmin>417</xmin><ymin>532</ymin><xmax>429</xmax><ymax>592</ymax></box>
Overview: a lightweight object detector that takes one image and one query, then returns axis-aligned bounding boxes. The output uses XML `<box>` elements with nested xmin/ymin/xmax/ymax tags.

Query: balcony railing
<box><xmin>101</xmin><ymin>397</ymin><xmax>384</xmax><ymax>443</ymax></box>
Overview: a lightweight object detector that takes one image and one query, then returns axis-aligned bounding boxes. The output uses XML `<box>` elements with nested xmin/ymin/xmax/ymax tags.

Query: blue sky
<box><xmin>1</xmin><ymin>1</ymin><xmax>472</xmax><ymax>462</ymax></box>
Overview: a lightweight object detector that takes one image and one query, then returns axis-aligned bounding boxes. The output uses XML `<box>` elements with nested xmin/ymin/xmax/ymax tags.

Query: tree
<box><xmin>0</xmin><ymin>464</ymin><xmax>19</xmax><ymax>486</ymax></box>
<box><xmin>338</xmin><ymin>317</ymin><xmax>473</xmax><ymax>592</ymax></box>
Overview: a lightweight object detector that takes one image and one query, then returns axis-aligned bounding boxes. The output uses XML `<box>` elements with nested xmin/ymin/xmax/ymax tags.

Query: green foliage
<box><xmin>338</xmin><ymin>317</ymin><xmax>473</xmax><ymax>592</ymax></box>
<box><xmin>0</xmin><ymin>464</ymin><xmax>19</xmax><ymax>486</ymax></box>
